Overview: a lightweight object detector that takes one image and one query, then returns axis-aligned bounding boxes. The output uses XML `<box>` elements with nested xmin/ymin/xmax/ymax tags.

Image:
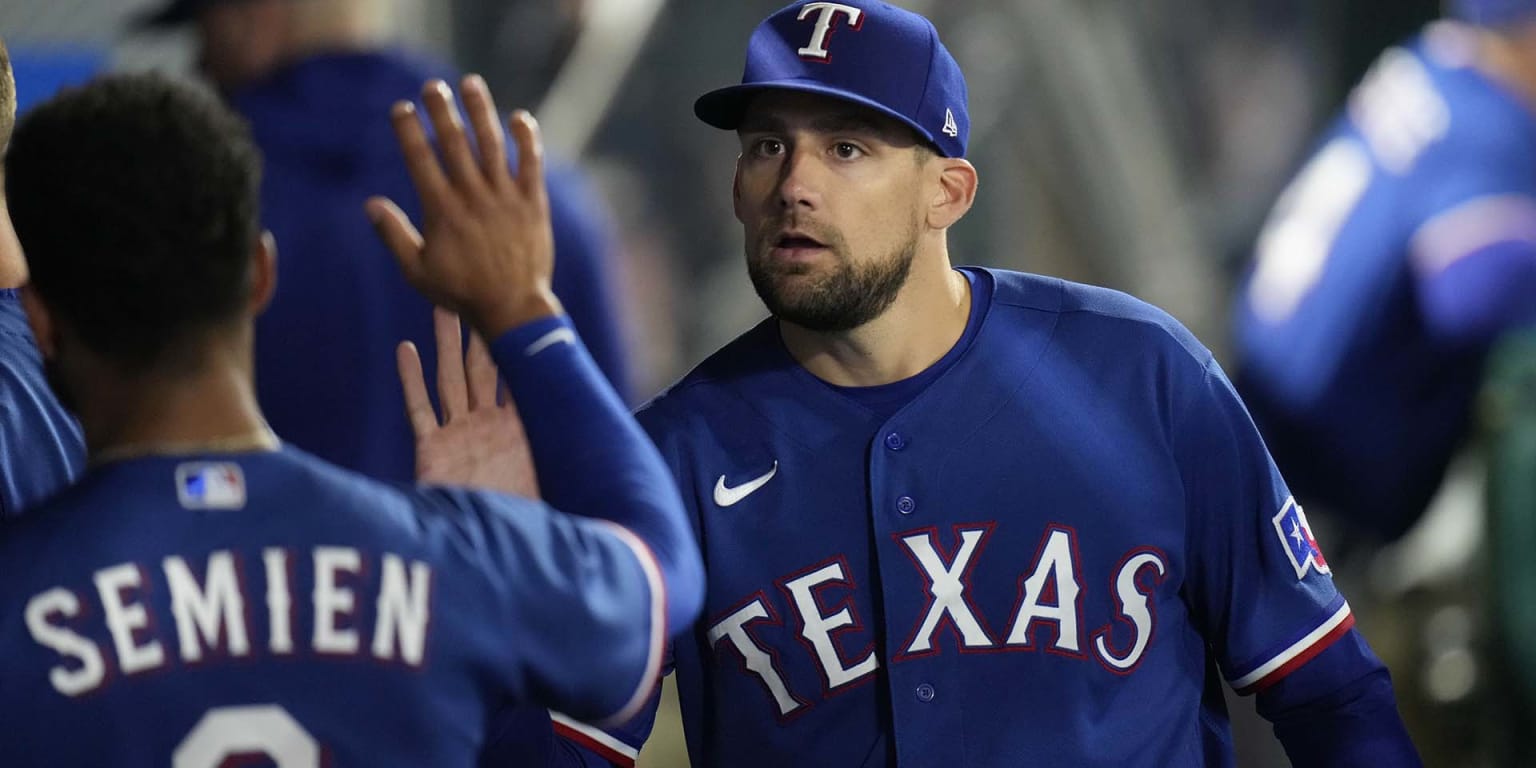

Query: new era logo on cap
<box><xmin>695</xmin><ymin>0</ymin><xmax>970</xmax><ymax>158</ymax></box>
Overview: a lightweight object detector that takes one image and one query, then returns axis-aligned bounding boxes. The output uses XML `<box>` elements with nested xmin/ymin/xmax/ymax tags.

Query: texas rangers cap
<box><xmin>694</xmin><ymin>0</ymin><xmax>970</xmax><ymax>158</ymax></box>
<box><xmin>1449</xmin><ymin>0</ymin><xmax>1536</xmax><ymax>25</ymax></box>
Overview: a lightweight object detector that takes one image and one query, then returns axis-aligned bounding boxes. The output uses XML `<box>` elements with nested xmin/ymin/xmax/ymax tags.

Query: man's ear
<box><xmin>249</xmin><ymin>230</ymin><xmax>278</xmax><ymax>315</ymax></box>
<box><xmin>926</xmin><ymin>158</ymin><xmax>978</xmax><ymax>230</ymax></box>
<box><xmin>18</xmin><ymin>284</ymin><xmax>56</xmax><ymax>360</ymax></box>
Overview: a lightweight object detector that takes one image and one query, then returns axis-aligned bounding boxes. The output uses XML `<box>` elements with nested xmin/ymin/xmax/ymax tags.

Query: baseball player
<box><xmin>1235</xmin><ymin>0</ymin><xmax>1536</xmax><ymax>542</ymax></box>
<box><xmin>0</xmin><ymin>38</ymin><xmax>83</xmax><ymax>517</ymax></box>
<box><xmin>135</xmin><ymin>0</ymin><xmax>635</xmax><ymax>486</ymax></box>
<box><xmin>613</xmin><ymin>1</ymin><xmax>1421</xmax><ymax>765</ymax></box>
<box><xmin>0</xmin><ymin>72</ymin><xmax>702</xmax><ymax>765</ymax></box>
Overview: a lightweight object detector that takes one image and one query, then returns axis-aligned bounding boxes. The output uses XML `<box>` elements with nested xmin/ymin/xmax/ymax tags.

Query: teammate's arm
<box><xmin>1407</xmin><ymin>141</ymin><xmax>1536</xmax><ymax>343</ymax></box>
<box><xmin>1411</xmin><ymin>198</ymin><xmax>1536</xmax><ymax>342</ymax></box>
<box><xmin>369</xmin><ymin>75</ymin><xmax>704</xmax><ymax>724</ymax></box>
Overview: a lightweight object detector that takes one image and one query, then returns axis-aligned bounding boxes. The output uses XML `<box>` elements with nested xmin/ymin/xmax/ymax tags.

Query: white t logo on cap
<box><xmin>796</xmin><ymin>2</ymin><xmax>864</xmax><ymax>60</ymax></box>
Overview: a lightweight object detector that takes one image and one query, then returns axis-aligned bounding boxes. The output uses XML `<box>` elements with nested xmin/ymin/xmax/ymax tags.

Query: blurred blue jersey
<box><xmin>631</xmin><ymin>269</ymin><xmax>1373</xmax><ymax>766</ymax></box>
<box><xmin>0</xmin><ymin>445</ymin><xmax>662</xmax><ymax>765</ymax></box>
<box><xmin>0</xmin><ymin>289</ymin><xmax>83</xmax><ymax>516</ymax></box>
<box><xmin>1236</xmin><ymin>22</ymin><xmax>1536</xmax><ymax>539</ymax></box>
<box><xmin>235</xmin><ymin>51</ymin><xmax>632</xmax><ymax>484</ymax></box>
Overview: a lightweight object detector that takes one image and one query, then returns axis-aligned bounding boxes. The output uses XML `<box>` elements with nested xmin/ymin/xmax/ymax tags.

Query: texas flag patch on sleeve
<box><xmin>1271</xmin><ymin>496</ymin><xmax>1329</xmax><ymax>579</ymax></box>
<box><xmin>176</xmin><ymin>462</ymin><xmax>248</xmax><ymax>510</ymax></box>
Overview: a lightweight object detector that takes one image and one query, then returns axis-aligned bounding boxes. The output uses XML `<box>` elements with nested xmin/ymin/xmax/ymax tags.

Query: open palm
<box><xmin>399</xmin><ymin>307</ymin><xmax>539</xmax><ymax>498</ymax></box>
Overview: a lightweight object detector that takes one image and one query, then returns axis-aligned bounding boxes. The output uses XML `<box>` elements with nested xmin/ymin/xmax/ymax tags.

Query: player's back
<box><xmin>1235</xmin><ymin>21</ymin><xmax>1536</xmax><ymax>536</ymax></box>
<box><xmin>0</xmin><ymin>445</ymin><xmax>650</xmax><ymax>766</ymax></box>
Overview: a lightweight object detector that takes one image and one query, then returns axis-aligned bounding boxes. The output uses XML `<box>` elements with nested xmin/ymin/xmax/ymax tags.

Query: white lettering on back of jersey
<box><xmin>1349</xmin><ymin>47</ymin><xmax>1449</xmax><ymax>175</ymax></box>
<box><xmin>901</xmin><ymin>527</ymin><xmax>994</xmax><ymax>654</ymax></box>
<box><xmin>372</xmin><ymin>554</ymin><xmax>431</xmax><ymax>666</ymax></box>
<box><xmin>1093</xmin><ymin>551</ymin><xmax>1167</xmax><ymax>672</ymax></box>
<box><xmin>25</xmin><ymin>588</ymin><xmax>105</xmax><ymax>696</ymax></box>
<box><xmin>312</xmin><ymin>547</ymin><xmax>361</xmax><ymax>654</ymax></box>
<box><xmin>707</xmin><ymin>599</ymin><xmax>805</xmax><ymax>716</ymax></box>
<box><xmin>782</xmin><ymin>561</ymin><xmax>878</xmax><ymax>690</ymax></box>
<box><xmin>263</xmin><ymin>548</ymin><xmax>294</xmax><ymax>654</ymax></box>
<box><xmin>1004</xmin><ymin>527</ymin><xmax>1083</xmax><ymax>654</ymax></box>
<box><xmin>795</xmin><ymin>2</ymin><xmax>863</xmax><ymax>60</ymax></box>
<box><xmin>95</xmin><ymin>563</ymin><xmax>166</xmax><ymax>675</ymax></box>
<box><xmin>165</xmin><ymin>552</ymin><xmax>250</xmax><ymax>663</ymax></box>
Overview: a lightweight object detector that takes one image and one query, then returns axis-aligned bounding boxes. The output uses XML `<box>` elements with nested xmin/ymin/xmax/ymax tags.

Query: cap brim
<box><xmin>694</xmin><ymin>79</ymin><xmax>939</xmax><ymax>150</ymax></box>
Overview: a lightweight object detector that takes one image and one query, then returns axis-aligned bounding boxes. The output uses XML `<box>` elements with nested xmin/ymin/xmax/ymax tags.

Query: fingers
<box><xmin>434</xmin><ymin>307</ymin><xmax>469</xmax><ymax>422</ymax></box>
<box><xmin>421</xmin><ymin>80</ymin><xmax>490</xmax><ymax>196</ymax></box>
<box><xmin>396</xmin><ymin>341</ymin><xmax>439</xmax><ymax>435</ymax></box>
<box><xmin>366</xmin><ymin>196</ymin><xmax>425</xmax><ymax>276</ymax></box>
<box><xmin>461</xmin><ymin>75</ymin><xmax>509</xmax><ymax>186</ymax></box>
<box><xmin>389</xmin><ymin>101</ymin><xmax>453</xmax><ymax>214</ymax></box>
<box><xmin>507</xmin><ymin>110</ymin><xmax>546</xmax><ymax>202</ymax></box>
<box><xmin>464</xmin><ymin>330</ymin><xmax>499</xmax><ymax>411</ymax></box>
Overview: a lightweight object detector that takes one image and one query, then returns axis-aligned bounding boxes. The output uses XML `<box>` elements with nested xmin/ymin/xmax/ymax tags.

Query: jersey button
<box><xmin>916</xmin><ymin>683</ymin><xmax>936</xmax><ymax>703</ymax></box>
<box><xmin>884</xmin><ymin>432</ymin><xmax>906</xmax><ymax>451</ymax></box>
<box><xmin>896</xmin><ymin>496</ymin><xmax>916</xmax><ymax>515</ymax></box>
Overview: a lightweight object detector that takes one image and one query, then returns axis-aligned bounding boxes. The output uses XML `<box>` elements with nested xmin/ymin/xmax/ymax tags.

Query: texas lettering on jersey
<box><xmin>709</xmin><ymin>523</ymin><xmax>1170</xmax><ymax>717</ymax></box>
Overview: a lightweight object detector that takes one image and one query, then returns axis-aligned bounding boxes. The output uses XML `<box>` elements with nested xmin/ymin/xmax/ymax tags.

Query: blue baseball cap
<box><xmin>1450</xmin><ymin>0</ymin><xmax>1536</xmax><ymax>25</ymax></box>
<box><xmin>694</xmin><ymin>0</ymin><xmax>970</xmax><ymax>158</ymax></box>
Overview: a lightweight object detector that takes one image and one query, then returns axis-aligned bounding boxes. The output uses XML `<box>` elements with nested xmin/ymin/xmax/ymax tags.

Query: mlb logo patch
<box><xmin>176</xmin><ymin>462</ymin><xmax>247</xmax><ymax>510</ymax></box>
<box><xmin>1271</xmin><ymin>496</ymin><xmax>1330</xmax><ymax>579</ymax></box>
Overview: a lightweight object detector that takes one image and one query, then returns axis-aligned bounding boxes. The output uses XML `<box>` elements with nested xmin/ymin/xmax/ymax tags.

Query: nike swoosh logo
<box><xmin>524</xmin><ymin>327</ymin><xmax>577</xmax><ymax>356</ymax></box>
<box><xmin>713</xmin><ymin>462</ymin><xmax>779</xmax><ymax>507</ymax></box>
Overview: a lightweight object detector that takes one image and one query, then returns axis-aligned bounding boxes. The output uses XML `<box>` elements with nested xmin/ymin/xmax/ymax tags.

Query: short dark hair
<box><xmin>5</xmin><ymin>72</ymin><xmax>262</xmax><ymax>371</ymax></box>
<box><xmin>0</xmin><ymin>37</ymin><xmax>14</xmax><ymax>152</ymax></box>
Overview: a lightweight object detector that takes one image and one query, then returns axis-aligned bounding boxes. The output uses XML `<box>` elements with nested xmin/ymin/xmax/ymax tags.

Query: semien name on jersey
<box><xmin>24</xmin><ymin>546</ymin><xmax>432</xmax><ymax>697</ymax></box>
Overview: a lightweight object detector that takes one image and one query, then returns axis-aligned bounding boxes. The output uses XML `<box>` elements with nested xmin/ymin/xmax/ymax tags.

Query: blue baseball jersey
<box><xmin>631</xmin><ymin>268</ymin><xmax>1359</xmax><ymax>766</ymax></box>
<box><xmin>0</xmin><ymin>289</ymin><xmax>83</xmax><ymax>516</ymax></box>
<box><xmin>1235</xmin><ymin>22</ymin><xmax>1536</xmax><ymax>538</ymax></box>
<box><xmin>0</xmin><ymin>444</ymin><xmax>667</xmax><ymax>765</ymax></box>
<box><xmin>236</xmin><ymin>51</ymin><xmax>633</xmax><ymax>485</ymax></box>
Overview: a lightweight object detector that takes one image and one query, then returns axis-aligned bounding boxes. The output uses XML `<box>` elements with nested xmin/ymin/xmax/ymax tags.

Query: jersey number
<box><xmin>173</xmin><ymin>705</ymin><xmax>320</xmax><ymax>767</ymax></box>
<box><xmin>1247</xmin><ymin>138</ymin><xmax>1373</xmax><ymax>324</ymax></box>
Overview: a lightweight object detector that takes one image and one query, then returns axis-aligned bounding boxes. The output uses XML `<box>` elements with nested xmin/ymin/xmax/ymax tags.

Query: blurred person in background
<box><xmin>135</xmin><ymin>0</ymin><xmax>634</xmax><ymax>485</ymax></box>
<box><xmin>0</xmin><ymin>36</ymin><xmax>83</xmax><ymax>517</ymax></box>
<box><xmin>1233</xmin><ymin>2</ymin><xmax>1536</xmax><ymax>763</ymax></box>
<box><xmin>1231</xmin><ymin>0</ymin><xmax>1536</xmax><ymax>559</ymax></box>
<box><xmin>1234</xmin><ymin>0</ymin><xmax>1536</xmax><ymax>545</ymax></box>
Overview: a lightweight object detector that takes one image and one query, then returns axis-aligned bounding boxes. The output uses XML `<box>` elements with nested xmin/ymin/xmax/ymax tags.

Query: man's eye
<box><xmin>755</xmin><ymin>139</ymin><xmax>785</xmax><ymax>156</ymax></box>
<box><xmin>833</xmin><ymin>142</ymin><xmax>862</xmax><ymax>159</ymax></box>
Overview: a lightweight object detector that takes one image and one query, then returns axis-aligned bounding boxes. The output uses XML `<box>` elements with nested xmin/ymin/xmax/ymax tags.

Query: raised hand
<box><xmin>398</xmin><ymin>307</ymin><xmax>540</xmax><ymax>497</ymax></box>
<box><xmin>367</xmin><ymin>75</ymin><xmax>563</xmax><ymax>340</ymax></box>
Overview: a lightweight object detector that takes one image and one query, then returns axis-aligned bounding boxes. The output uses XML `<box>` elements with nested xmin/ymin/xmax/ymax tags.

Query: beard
<box><xmin>746</xmin><ymin>219</ymin><xmax>918</xmax><ymax>333</ymax></box>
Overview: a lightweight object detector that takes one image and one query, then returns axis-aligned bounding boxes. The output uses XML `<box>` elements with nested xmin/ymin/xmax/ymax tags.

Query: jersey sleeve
<box><xmin>1176</xmin><ymin>356</ymin><xmax>1356</xmax><ymax>695</ymax></box>
<box><xmin>548</xmin><ymin>704</ymin><xmax>659</xmax><ymax>768</ymax></box>
<box><xmin>425</xmin><ymin>486</ymin><xmax>665</xmax><ymax>725</ymax></box>
<box><xmin>1408</xmin><ymin>138</ymin><xmax>1536</xmax><ymax>341</ymax></box>
<box><xmin>0</xmin><ymin>299</ymin><xmax>84</xmax><ymax>517</ymax></box>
